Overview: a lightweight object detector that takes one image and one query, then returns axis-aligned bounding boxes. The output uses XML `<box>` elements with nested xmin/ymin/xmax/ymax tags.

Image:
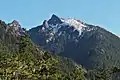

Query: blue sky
<box><xmin>0</xmin><ymin>0</ymin><xmax>120</xmax><ymax>35</ymax></box>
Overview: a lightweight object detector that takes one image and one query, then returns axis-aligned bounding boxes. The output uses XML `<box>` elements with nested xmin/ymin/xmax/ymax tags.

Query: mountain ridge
<box><xmin>28</xmin><ymin>14</ymin><xmax>120</xmax><ymax>69</ymax></box>
<box><xmin>1</xmin><ymin>15</ymin><xmax>120</xmax><ymax>79</ymax></box>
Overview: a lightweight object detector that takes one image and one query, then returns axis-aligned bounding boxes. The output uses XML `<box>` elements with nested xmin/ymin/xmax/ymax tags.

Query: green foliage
<box><xmin>0</xmin><ymin>35</ymin><xmax>86</xmax><ymax>80</ymax></box>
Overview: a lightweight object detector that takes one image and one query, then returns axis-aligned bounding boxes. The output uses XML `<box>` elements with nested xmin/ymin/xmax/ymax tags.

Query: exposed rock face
<box><xmin>7</xmin><ymin>20</ymin><xmax>25</xmax><ymax>36</ymax></box>
<box><xmin>0</xmin><ymin>20</ymin><xmax>26</xmax><ymax>51</ymax></box>
<box><xmin>28</xmin><ymin>15</ymin><xmax>120</xmax><ymax>69</ymax></box>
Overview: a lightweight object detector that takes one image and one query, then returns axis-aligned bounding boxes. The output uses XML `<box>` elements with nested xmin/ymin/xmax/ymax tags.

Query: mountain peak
<box><xmin>11</xmin><ymin>20</ymin><xmax>21</xmax><ymax>27</ymax></box>
<box><xmin>0</xmin><ymin>20</ymin><xmax>6</xmax><ymax>26</ymax></box>
<box><xmin>39</xmin><ymin>15</ymin><xmax>91</xmax><ymax>37</ymax></box>
<box><xmin>47</xmin><ymin>15</ymin><xmax>87</xmax><ymax>32</ymax></box>
<box><xmin>51</xmin><ymin>14</ymin><xmax>59</xmax><ymax>18</ymax></box>
<box><xmin>48</xmin><ymin>14</ymin><xmax>62</xmax><ymax>25</ymax></box>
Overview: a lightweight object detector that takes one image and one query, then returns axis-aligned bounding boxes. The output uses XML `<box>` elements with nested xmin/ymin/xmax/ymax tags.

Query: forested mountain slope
<box><xmin>0</xmin><ymin>20</ymin><xmax>86</xmax><ymax>80</ymax></box>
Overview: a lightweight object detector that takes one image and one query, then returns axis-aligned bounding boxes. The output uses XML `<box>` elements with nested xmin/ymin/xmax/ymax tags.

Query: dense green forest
<box><xmin>0</xmin><ymin>35</ymin><xmax>87</xmax><ymax>80</ymax></box>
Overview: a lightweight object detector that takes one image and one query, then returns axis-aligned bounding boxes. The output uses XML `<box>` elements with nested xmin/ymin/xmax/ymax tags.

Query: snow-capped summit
<box><xmin>36</xmin><ymin>14</ymin><xmax>93</xmax><ymax>43</ymax></box>
<box><xmin>43</xmin><ymin>14</ymin><xmax>89</xmax><ymax>35</ymax></box>
<box><xmin>61</xmin><ymin>18</ymin><xmax>87</xmax><ymax>32</ymax></box>
<box><xmin>36</xmin><ymin>14</ymin><xmax>95</xmax><ymax>43</ymax></box>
